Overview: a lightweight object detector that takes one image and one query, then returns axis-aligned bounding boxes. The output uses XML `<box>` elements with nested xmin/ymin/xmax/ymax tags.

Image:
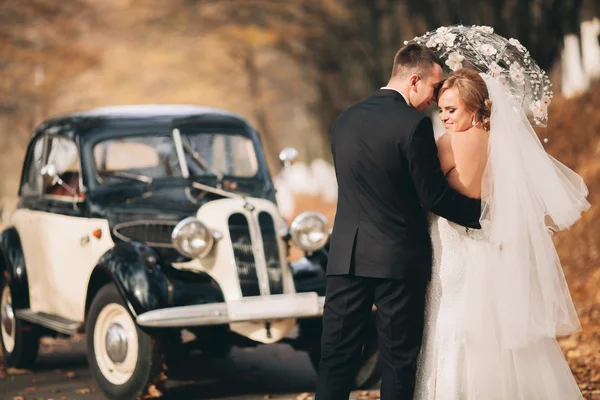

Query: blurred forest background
<box><xmin>1</xmin><ymin>0</ymin><xmax>599</xmax><ymax>396</ymax></box>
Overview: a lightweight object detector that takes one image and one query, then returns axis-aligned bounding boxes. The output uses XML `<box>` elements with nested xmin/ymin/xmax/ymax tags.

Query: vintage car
<box><xmin>0</xmin><ymin>105</ymin><xmax>380</xmax><ymax>399</ymax></box>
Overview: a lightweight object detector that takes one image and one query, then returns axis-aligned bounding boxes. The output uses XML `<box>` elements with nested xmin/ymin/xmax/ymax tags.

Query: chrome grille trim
<box><xmin>259</xmin><ymin>212</ymin><xmax>283</xmax><ymax>295</ymax></box>
<box><xmin>229</xmin><ymin>213</ymin><xmax>260</xmax><ymax>297</ymax></box>
<box><xmin>228</xmin><ymin>208</ymin><xmax>285</xmax><ymax>297</ymax></box>
<box><xmin>244</xmin><ymin>210</ymin><xmax>272</xmax><ymax>296</ymax></box>
<box><xmin>112</xmin><ymin>220</ymin><xmax>178</xmax><ymax>248</ymax></box>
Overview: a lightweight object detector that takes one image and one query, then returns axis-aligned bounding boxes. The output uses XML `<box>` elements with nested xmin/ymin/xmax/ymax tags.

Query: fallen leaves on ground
<box><xmin>356</xmin><ymin>391</ymin><xmax>380</xmax><ymax>400</ymax></box>
<box><xmin>142</xmin><ymin>384</ymin><xmax>163</xmax><ymax>399</ymax></box>
<box><xmin>6</xmin><ymin>368</ymin><xmax>31</xmax><ymax>375</ymax></box>
<box><xmin>559</xmin><ymin>303</ymin><xmax>600</xmax><ymax>397</ymax></box>
<box><xmin>546</xmin><ymin>85</ymin><xmax>600</xmax><ymax>398</ymax></box>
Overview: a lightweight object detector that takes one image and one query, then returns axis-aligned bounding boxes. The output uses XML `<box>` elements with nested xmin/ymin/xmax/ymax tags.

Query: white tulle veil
<box><xmin>468</xmin><ymin>72</ymin><xmax>590</xmax><ymax>346</ymax></box>
<box><xmin>453</xmin><ymin>72</ymin><xmax>591</xmax><ymax>398</ymax></box>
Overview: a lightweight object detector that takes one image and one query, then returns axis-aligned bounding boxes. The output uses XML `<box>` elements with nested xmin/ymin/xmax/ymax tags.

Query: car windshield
<box><xmin>93</xmin><ymin>132</ymin><xmax>259</xmax><ymax>185</ymax></box>
<box><xmin>180</xmin><ymin>131</ymin><xmax>259</xmax><ymax>178</ymax></box>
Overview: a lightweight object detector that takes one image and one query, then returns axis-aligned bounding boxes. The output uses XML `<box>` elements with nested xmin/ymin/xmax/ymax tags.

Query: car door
<box><xmin>12</xmin><ymin>135</ymin><xmax>114</xmax><ymax>323</ymax></box>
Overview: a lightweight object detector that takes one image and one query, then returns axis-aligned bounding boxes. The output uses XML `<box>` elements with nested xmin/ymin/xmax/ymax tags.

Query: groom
<box><xmin>316</xmin><ymin>44</ymin><xmax>482</xmax><ymax>400</ymax></box>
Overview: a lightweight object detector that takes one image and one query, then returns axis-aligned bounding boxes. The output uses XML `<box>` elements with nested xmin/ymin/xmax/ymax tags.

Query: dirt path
<box><xmin>0</xmin><ymin>336</ymin><xmax>381</xmax><ymax>400</ymax></box>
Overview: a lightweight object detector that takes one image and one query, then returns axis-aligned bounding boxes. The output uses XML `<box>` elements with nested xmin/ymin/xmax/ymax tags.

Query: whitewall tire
<box><xmin>0</xmin><ymin>280</ymin><xmax>40</xmax><ymax>368</ymax></box>
<box><xmin>86</xmin><ymin>283</ymin><xmax>163</xmax><ymax>400</ymax></box>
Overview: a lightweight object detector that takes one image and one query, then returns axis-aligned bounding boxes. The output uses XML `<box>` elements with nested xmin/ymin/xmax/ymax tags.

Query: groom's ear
<box><xmin>409</xmin><ymin>74</ymin><xmax>420</xmax><ymax>91</ymax></box>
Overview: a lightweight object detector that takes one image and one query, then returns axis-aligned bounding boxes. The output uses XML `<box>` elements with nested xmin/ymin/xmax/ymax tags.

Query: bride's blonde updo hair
<box><xmin>438</xmin><ymin>68</ymin><xmax>492</xmax><ymax>131</ymax></box>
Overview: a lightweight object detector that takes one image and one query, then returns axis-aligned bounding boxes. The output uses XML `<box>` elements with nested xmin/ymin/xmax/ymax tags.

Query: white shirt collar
<box><xmin>380</xmin><ymin>86</ymin><xmax>410</xmax><ymax>105</ymax></box>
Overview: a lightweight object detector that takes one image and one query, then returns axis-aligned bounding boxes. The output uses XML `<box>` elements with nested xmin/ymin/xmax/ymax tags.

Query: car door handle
<box><xmin>80</xmin><ymin>235</ymin><xmax>90</xmax><ymax>246</ymax></box>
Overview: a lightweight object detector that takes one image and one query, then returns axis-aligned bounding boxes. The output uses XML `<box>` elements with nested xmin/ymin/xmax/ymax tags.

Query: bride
<box><xmin>414</xmin><ymin>65</ymin><xmax>590</xmax><ymax>398</ymax></box>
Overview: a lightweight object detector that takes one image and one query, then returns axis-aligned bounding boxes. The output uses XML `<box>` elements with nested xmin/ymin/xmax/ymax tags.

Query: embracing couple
<box><xmin>316</xmin><ymin>41</ymin><xmax>589</xmax><ymax>400</ymax></box>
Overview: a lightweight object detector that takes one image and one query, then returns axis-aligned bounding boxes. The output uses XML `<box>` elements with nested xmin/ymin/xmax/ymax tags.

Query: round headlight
<box><xmin>290</xmin><ymin>211</ymin><xmax>330</xmax><ymax>252</ymax></box>
<box><xmin>171</xmin><ymin>217</ymin><xmax>214</xmax><ymax>258</ymax></box>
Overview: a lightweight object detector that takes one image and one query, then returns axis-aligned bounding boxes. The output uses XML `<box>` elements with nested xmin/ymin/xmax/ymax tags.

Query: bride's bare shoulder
<box><xmin>452</xmin><ymin>127</ymin><xmax>489</xmax><ymax>147</ymax></box>
<box><xmin>461</xmin><ymin>127</ymin><xmax>489</xmax><ymax>139</ymax></box>
<box><xmin>470</xmin><ymin>126</ymin><xmax>490</xmax><ymax>136</ymax></box>
<box><xmin>436</xmin><ymin>131</ymin><xmax>453</xmax><ymax>148</ymax></box>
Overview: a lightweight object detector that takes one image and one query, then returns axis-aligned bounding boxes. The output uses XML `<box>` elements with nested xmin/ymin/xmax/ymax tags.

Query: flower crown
<box><xmin>406</xmin><ymin>25</ymin><xmax>552</xmax><ymax>127</ymax></box>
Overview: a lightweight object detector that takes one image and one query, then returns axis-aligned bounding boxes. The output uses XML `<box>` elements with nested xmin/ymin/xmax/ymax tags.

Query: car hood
<box><xmin>90</xmin><ymin>185</ymin><xmax>278</xmax><ymax>227</ymax></box>
<box><xmin>92</xmin><ymin>187</ymin><xmax>196</xmax><ymax>218</ymax></box>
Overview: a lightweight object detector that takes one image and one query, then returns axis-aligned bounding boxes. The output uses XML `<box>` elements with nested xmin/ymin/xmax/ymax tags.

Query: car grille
<box><xmin>229</xmin><ymin>211</ymin><xmax>284</xmax><ymax>296</ymax></box>
<box><xmin>259</xmin><ymin>212</ymin><xmax>283</xmax><ymax>295</ymax></box>
<box><xmin>112</xmin><ymin>221</ymin><xmax>177</xmax><ymax>247</ymax></box>
<box><xmin>229</xmin><ymin>213</ymin><xmax>261</xmax><ymax>296</ymax></box>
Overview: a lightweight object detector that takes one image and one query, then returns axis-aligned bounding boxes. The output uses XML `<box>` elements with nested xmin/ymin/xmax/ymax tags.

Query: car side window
<box><xmin>43</xmin><ymin>137</ymin><xmax>84</xmax><ymax>200</ymax></box>
<box><xmin>20</xmin><ymin>138</ymin><xmax>46</xmax><ymax>197</ymax></box>
<box><xmin>185</xmin><ymin>133</ymin><xmax>258</xmax><ymax>177</ymax></box>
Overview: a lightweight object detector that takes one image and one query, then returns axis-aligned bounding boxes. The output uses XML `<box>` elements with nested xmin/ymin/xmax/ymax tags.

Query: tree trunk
<box><xmin>243</xmin><ymin>47</ymin><xmax>279</xmax><ymax>172</ymax></box>
<box><xmin>580</xmin><ymin>0</ymin><xmax>600</xmax><ymax>82</ymax></box>
<box><xmin>561</xmin><ymin>34</ymin><xmax>589</xmax><ymax>97</ymax></box>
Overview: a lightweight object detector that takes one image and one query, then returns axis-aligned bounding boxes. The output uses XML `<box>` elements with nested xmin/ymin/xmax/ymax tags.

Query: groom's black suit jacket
<box><xmin>327</xmin><ymin>89</ymin><xmax>482</xmax><ymax>281</ymax></box>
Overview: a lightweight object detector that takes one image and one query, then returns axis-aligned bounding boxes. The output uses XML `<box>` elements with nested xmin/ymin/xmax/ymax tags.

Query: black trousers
<box><xmin>315</xmin><ymin>274</ymin><xmax>427</xmax><ymax>400</ymax></box>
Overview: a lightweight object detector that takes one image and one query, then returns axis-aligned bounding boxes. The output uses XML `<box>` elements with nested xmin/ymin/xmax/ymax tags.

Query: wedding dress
<box><xmin>414</xmin><ymin>73</ymin><xmax>590</xmax><ymax>399</ymax></box>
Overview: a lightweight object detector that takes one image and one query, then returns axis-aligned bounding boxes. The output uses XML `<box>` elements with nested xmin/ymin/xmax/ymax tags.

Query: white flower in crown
<box><xmin>541</xmin><ymin>94</ymin><xmax>551</xmax><ymax>106</ymax></box>
<box><xmin>480</xmin><ymin>44</ymin><xmax>497</xmax><ymax>57</ymax></box>
<box><xmin>531</xmin><ymin>99</ymin><xmax>548</xmax><ymax>121</ymax></box>
<box><xmin>488</xmin><ymin>62</ymin><xmax>503</xmax><ymax>77</ymax></box>
<box><xmin>509</xmin><ymin>38</ymin><xmax>526</xmax><ymax>52</ymax></box>
<box><xmin>430</xmin><ymin>27</ymin><xmax>458</xmax><ymax>47</ymax></box>
<box><xmin>475</xmin><ymin>25</ymin><xmax>494</xmax><ymax>34</ymax></box>
<box><xmin>510</xmin><ymin>63</ymin><xmax>525</xmax><ymax>85</ymax></box>
<box><xmin>433</xmin><ymin>33</ymin><xmax>446</xmax><ymax>44</ymax></box>
<box><xmin>446</xmin><ymin>52</ymin><xmax>464</xmax><ymax>71</ymax></box>
<box><xmin>444</xmin><ymin>32</ymin><xmax>457</xmax><ymax>46</ymax></box>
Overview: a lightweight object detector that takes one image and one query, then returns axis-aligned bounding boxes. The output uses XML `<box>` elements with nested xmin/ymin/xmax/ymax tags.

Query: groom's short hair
<box><xmin>391</xmin><ymin>43</ymin><xmax>443</xmax><ymax>79</ymax></box>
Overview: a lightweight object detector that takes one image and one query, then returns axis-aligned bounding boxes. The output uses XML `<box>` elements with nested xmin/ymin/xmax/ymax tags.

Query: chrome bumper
<box><xmin>136</xmin><ymin>292</ymin><xmax>325</xmax><ymax>328</ymax></box>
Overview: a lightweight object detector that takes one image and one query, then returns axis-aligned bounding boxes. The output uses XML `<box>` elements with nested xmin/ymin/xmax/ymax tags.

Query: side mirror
<box><xmin>40</xmin><ymin>164</ymin><xmax>80</xmax><ymax>209</ymax></box>
<box><xmin>279</xmin><ymin>147</ymin><xmax>298</xmax><ymax>168</ymax></box>
<box><xmin>41</xmin><ymin>164</ymin><xmax>59</xmax><ymax>186</ymax></box>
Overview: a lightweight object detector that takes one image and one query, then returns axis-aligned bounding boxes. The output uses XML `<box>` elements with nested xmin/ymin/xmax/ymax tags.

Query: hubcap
<box><xmin>94</xmin><ymin>303</ymin><xmax>139</xmax><ymax>385</ymax></box>
<box><xmin>105</xmin><ymin>323</ymin><xmax>128</xmax><ymax>363</ymax></box>
<box><xmin>0</xmin><ymin>285</ymin><xmax>16</xmax><ymax>353</ymax></box>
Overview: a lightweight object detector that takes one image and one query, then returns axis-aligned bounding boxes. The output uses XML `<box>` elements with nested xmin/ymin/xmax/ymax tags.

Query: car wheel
<box><xmin>86</xmin><ymin>283</ymin><xmax>164</xmax><ymax>400</ymax></box>
<box><xmin>307</xmin><ymin>317</ymin><xmax>381</xmax><ymax>390</ymax></box>
<box><xmin>0</xmin><ymin>280</ymin><xmax>40</xmax><ymax>368</ymax></box>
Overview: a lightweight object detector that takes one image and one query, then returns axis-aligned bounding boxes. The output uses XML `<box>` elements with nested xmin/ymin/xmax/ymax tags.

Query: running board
<box><xmin>15</xmin><ymin>309</ymin><xmax>82</xmax><ymax>335</ymax></box>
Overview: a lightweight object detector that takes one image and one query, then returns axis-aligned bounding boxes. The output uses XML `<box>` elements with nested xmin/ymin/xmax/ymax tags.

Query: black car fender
<box><xmin>0</xmin><ymin>228</ymin><xmax>30</xmax><ymax>309</ymax></box>
<box><xmin>290</xmin><ymin>243</ymin><xmax>329</xmax><ymax>297</ymax></box>
<box><xmin>85</xmin><ymin>241</ymin><xmax>225</xmax><ymax>321</ymax></box>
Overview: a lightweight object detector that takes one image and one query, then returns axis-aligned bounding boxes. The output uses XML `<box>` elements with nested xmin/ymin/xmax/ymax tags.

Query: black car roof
<box><xmin>32</xmin><ymin>105</ymin><xmax>253</xmax><ymax>142</ymax></box>
<box><xmin>70</xmin><ymin>104</ymin><xmax>245</xmax><ymax>120</ymax></box>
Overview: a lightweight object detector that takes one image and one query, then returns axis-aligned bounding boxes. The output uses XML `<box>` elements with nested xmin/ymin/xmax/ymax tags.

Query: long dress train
<box><xmin>414</xmin><ymin>215</ymin><xmax>583</xmax><ymax>400</ymax></box>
